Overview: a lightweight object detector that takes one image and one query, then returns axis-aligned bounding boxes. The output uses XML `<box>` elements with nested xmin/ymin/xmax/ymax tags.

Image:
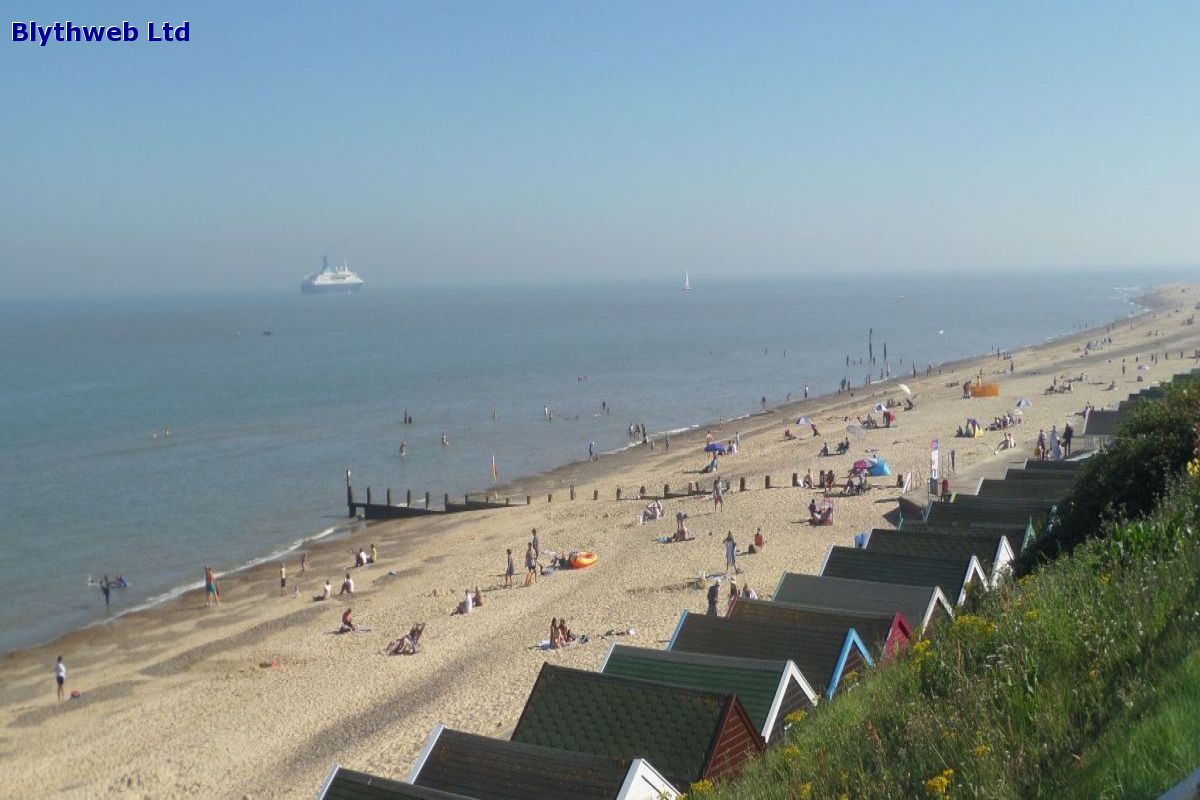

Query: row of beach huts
<box><xmin>314</xmin><ymin>381</ymin><xmax>1176</xmax><ymax>800</ymax></box>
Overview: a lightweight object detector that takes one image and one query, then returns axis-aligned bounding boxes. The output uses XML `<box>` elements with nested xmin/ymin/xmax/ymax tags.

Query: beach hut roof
<box><xmin>898</xmin><ymin>519</ymin><xmax>1036</xmax><ymax>553</ymax></box>
<box><xmin>668</xmin><ymin>612</ymin><xmax>875</xmax><ymax>698</ymax></box>
<box><xmin>319</xmin><ymin>766</ymin><xmax>473</xmax><ymax>800</ymax></box>
<box><xmin>770</xmin><ymin>573</ymin><xmax>953</xmax><ymax>632</ymax></box>
<box><xmin>511</xmin><ymin>664</ymin><xmax>762</xmax><ymax>791</ymax></box>
<box><xmin>1017</xmin><ymin>458</ymin><xmax>1086</xmax><ymax>472</ymax></box>
<box><xmin>599</xmin><ymin>644</ymin><xmax>817</xmax><ymax>742</ymax></box>
<box><xmin>1081</xmin><ymin>409</ymin><xmax>1123</xmax><ymax>437</ymax></box>
<box><xmin>924</xmin><ymin>501</ymin><xmax>1045</xmax><ymax>529</ymax></box>
<box><xmin>728</xmin><ymin>599</ymin><xmax>912</xmax><ymax>660</ymax></box>
<box><xmin>407</xmin><ymin>726</ymin><xmax>678</xmax><ymax>800</ymax></box>
<box><xmin>976</xmin><ymin>479</ymin><xmax>1071</xmax><ymax>503</ymax></box>
<box><xmin>821</xmin><ymin>546</ymin><xmax>988</xmax><ymax>606</ymax></box>
<box><xmin>864</xmin><ymin>529</ymin><xmax>1014</xmax><ymax>585</ymax></box>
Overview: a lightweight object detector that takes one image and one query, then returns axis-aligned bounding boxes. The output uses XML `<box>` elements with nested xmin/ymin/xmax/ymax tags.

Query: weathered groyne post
<box><xmin>386</xmin><ymin>488</ymin><xmax>393</xmax><ymax>505</ymax></box>
<box><xmin>346</xmin><ymin>470</ymin><xmax>354</xmax><ymax>518</ymax></box>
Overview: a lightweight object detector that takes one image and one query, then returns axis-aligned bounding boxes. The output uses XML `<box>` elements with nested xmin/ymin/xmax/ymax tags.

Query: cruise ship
<box><xmin>301</xmin><ymin>257</ymin><xmax>364</xmax><ymax>294</ymax></box>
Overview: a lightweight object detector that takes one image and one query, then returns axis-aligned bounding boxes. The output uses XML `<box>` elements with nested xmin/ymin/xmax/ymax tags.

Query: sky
<box><xmin>2</xmin><ymin>1</ymin><xmax>1198</xmax><ymax>295</ymax></box>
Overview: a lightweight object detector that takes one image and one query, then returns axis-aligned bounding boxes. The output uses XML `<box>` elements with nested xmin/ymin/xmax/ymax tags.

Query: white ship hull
<box><xmin>301</xmin><ymin>279</ymin><xmax>364</xmax><ymax>294</ymax></box>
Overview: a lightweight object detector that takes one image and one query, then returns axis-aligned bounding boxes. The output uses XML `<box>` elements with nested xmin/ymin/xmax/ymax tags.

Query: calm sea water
<box><xmin>0</xmin><ymin>274</ymin><xmax>1150</xmax><ymax>652</ymax></box>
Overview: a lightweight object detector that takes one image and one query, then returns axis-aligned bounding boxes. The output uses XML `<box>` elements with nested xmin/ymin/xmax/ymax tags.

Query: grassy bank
<box><xmin>704</xmin><ymin>378</ymin><xmax>1200</xmax><ymax>799</ymax></box>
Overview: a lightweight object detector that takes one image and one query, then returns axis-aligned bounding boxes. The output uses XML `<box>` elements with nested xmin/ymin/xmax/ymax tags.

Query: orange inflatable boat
<box><xmin>570</xmin><ymin>551</ymin><xmax>598</xmax><ymax>569</ymax></box>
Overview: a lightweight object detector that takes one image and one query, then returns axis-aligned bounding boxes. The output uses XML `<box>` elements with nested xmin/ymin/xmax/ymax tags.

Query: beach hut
<box><xmin>820</xmin><ymin>546</ymin><xmax>988</xmax><ymax>606</ymax></box>
<box><xmin>770</xmin><ymin>573</ymin><xmax>954</xmax><ymax>633</ymax></box>
<box><xmin>599</xmin><ymin>645</ymin><xmax>817</xmax><ymax>743</ymax></box>
<box><xmin>864</xmin><ymin>529</ymin><xmax>1015</xmax><ymax>587</ymax></box>
<box><xmin>923</xmin><ymin>500</ymin><xmax>1049</xmax><ymax>531</ymax></box>
<box><xmin>510</xmin><ymin>664</ymin><xmax>762</xmax><ymax>791</ymax></box>
<box><xmin>319</xmin><ymin>766</ymin><xmax>474</xmax><ymax>799</ymax></box>
<box><xmin>401</xmin><ymin>727</ymin><xmax>678</xmax><ymax>800</ymax></box>
<box><xmin>898</xmin><ymin>519</ymin><xmax>1036</xmax><ymax>554</ymax></box>
<box><xmin>1080</xmin><ymin>409</ymin><xmax>1122</xmax><ymax>450</ymax></box>
<box><xmin>728</xmin><ymin>599</ymin><xmax>913</xmax><ymax>660</ymax></box>
<box><xmin>668</xmin><ymin>613</ymin><xmax>875</xmax><ymax>699</ymax></box>
<box><xmin>975</xmin><ymin>479</ymin><xmax>1072</xmax><ymax>504</ymax></box>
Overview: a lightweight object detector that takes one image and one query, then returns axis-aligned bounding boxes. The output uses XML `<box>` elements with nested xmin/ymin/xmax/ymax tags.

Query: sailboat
<box><xmin>682</xmin><ymin>269</ymin><xmax>691</xmax><ymax>292</ymax></box>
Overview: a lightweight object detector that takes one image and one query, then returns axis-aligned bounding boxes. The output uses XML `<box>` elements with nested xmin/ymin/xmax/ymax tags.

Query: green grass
<box><xmin>1070</xmin><ymin>644</ymin><xmax>1200</xmax><ymax>799</ymax></box>
<box><xmin>700</xmin><ymin>474</ymin><xmax>1200</xmax><ymax>800</ymax></box>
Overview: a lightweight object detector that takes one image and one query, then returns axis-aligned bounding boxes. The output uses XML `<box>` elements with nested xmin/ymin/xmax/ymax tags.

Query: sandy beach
<box><xmin>3</xmin><ymin>282</ymin><xmax>1198</xmax><ymax>799</ymax></box>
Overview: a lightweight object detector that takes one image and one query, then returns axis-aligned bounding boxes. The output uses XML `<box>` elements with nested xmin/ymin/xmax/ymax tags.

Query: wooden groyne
<box><xmin>345</xmin><ymin>472</ymin><xmax>511</xmax><ymax>520</ymax></box>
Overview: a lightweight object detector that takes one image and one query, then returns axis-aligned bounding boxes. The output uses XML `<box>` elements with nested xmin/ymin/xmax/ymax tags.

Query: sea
<box><xmin>0</xmin><ymin>273</ymin><xmax>1160</xmax><ymax>653</ymax></box>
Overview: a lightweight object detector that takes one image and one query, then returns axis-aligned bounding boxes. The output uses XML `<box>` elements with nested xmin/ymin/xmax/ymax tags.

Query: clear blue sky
<box><xmin>2</xmin><ymin>1</ymin><xmax>1197</xmax><ymax>295</ymax></box>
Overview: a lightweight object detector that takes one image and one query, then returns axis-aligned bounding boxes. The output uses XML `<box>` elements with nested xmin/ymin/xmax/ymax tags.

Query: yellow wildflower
<box><xmin>785</xmin><ymin>709</ymin><xmax>808</xmax><ymax>726</ymax></box>
<box><xmin>972</xmin><ymin>743</ymin><xmax>990</xmax><ymax>758</ymax></box>
<box><xmin>689</xmin><ymin>778</ymin><xmax>715</xmax><ymax>797</ymax></box>
<box><xmin>1024</xmin><ymin>610</ymin><xmax>1040</xmax><ymax>622</ymax></box>
<box><xmin>796</xmin><ymin>782</ymin><xmax>814</xmax><ymax>800</ymax></box>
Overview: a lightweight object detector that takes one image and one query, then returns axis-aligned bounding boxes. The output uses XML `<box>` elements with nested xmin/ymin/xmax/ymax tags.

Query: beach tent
<box><xmin>873</xmin><ymin>403</ymin><xmax>888</xmax><ymax>413</ymax></box>
<box><xmin>852</xmin><ymin>459</ymin><xmax>871</xmax><ymax>472</ymax></box>
<box><xmin>599</xmin><ymin>645</ymin><xmax>818</xmax><ymax>743</ymax></box>
<box><xmin>404</xmin><ymin>726</ymin><xmax>679</xmax><ymax>800</ymax></box>
<box><xmin>770</xmin><ymin>573</ymin><xmax>954</xmax><ymax>633</ymax></box>
<box><xmin>510</xmin><ymin>664</ymin><xmax>763</xmax><ymax>791</ymax></box>
<box><xmin>668</xmin><ymin>612</ymin><xmax>874</xmax><ymax>700</ymax></box>
<box><xmin>1016</xmin><ymin>398</ymin><xmax>1033</xmax><ymax>409</ymax></box>
<box><xmin>796</xmin><ymin>417</ymin><xmax>811</xmax><ymax>426</ymax></box>
<box><xmin>704</xmin><ymin>443</ymin><xmax>727</xmax><ymax>454</ymax></box>
<box><xmin>867</xmin><ymin>458</ymin><xmax>892</xmax><ymax>477</ymax></box>
<box><xmin>899</xmin><ymin>383</ymin><xmax>912</xmax><ymax>395</ymax></box>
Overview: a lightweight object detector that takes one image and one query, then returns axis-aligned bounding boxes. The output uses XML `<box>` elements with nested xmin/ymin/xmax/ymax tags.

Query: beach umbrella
<box><xmin>853</xmin><ymin>458</ymin><xmax>871</xmax><ymax>471</ymax></box>
<box><xmin>847</xmin><ymin>424</ymin><xmax>865</xmax><ymax>437</ymax></box>
<box><xmin>898</xmin><ymin>383</ymin><xmax>912</xmax><ymax>396</ymax></box>
<box><xmin>704</xmin><ymin>443</ymin><xmax>726</xmax><ymax>453</ymax></box>
<box><xmin>873</xmin><ymin>403</ymin><xmax>887</xmax><ymax>413</ymax></box>
<box><xmin>1016</xmin><ymin>398</ymin><xmax>1032</xmax><ymax>409</ymax></box>
<box><xmin>795</xmin><ymin>417</ymin><xmax>810</xmax><ymax>426</ymax></box>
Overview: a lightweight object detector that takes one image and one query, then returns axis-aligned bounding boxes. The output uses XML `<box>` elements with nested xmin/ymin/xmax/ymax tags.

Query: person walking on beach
<box><xmin>55</xmin><ymin>656</ymin><xmax>66</xmax><ymax>703</ymax></box>
<box><xmin>712</xmin><ymin>479</ymin><xmax>724</xmax><ymax>511</ymax></box>
<box><xmin>100</xmin><ymin>574</ymin><xmax>111</xmax><ymax>610</ymax></box>
<box><xmin>279</xmin><ymin>563</ymin><xmax>287</xmax><ymax>596</ymax></box>
<box><xmin>707</xmin><ymin>580</ymin><xmax>720</xmax><ymax>616</ymax></box>
<box><xmin>300</xmin><ymin>552</ymin><xmax>308</xmax><ymax>574</ymax></box>
<box><xmin>589</xmin><ymin>441</ymin><xmax>596</xmax><ymax>461</ymax></box>
<box><xmin>204</xmin><ymin>566</ymin><xmax>220</xmax><ymax>608</ymax></box>
<box><xmin>804</xmin><ymin>385</ymin><xmax>809</xmax><ymax>399</ymax></box>
<box><xmin>1063</xmin><ymin>422</ymin><xmax>1074</xmax><ymax>457</ymax></box>
<box><xmin>505</xmin><ymin>548</ymin><xmax>515</xmax><ymax>588</ymax></box>
<box><xmin>531</xmin><ymin>528</ymin><xmax>540</xmax><ymax>561</ymax></box>
<box><xmin>724</xmin><ymin>531</ymin><xmax>738</xmax><ymax>575</ymax></box>
<box><xmin>525</xmin><ymin>542</ymin><xmax>538</xmax><ymax>585</ymax></box>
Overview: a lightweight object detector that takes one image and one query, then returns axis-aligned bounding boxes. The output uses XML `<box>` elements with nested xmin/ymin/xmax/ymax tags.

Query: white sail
<box><xmin>683</xmin><ymin>269</ymin><xmax>691</xmax><ymax>291</ymax></box>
